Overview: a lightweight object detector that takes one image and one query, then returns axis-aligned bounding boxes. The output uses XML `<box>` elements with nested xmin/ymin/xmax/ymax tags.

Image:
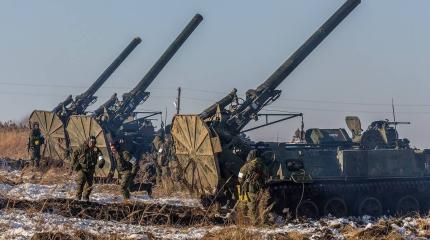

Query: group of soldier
<box><xmin>71</xmin><ymin>136</ymin><xmax>140</xmax><ymax>201</ymax></box>
<box><xmin>28</xmin><ymin>122</ymin><xmax>140</xmax><ymax>201</ymax></box>
<box><xmin>28</xmin><ymin>121</ymin><xmax>271</xmax><ymax>224</ymax></box>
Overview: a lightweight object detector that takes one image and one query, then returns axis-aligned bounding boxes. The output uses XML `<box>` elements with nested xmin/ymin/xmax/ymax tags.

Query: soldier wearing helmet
<box><xmin>72</xmin><ymin>136</ymin><xmax>105</xmax><ymax>201</ymax></box>
<box><xmin>27</xmin><ymin>122</ymin><xmax>45</xmax><ymax>167</ymax></box>
<box><xmin>110</xmin><ymin>140</ymin><xmax>138</xmax><ymax>200</ymax></box>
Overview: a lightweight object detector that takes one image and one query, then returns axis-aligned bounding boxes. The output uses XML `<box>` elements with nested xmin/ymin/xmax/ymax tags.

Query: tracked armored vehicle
<box><xmin>29</xmin><ymin>38</ymin><xmax>141</xmax><ymax>162</ymax></box>
<box><xmin>262</xmin><ymin>117</ymin><xmax>430</xmax><ymax>217</ymax></box>
<box><xmin>171</xmin><ymin>0</ymin><xmax>407</xmax><ymax>217</ymax></box>
<box><xmin>172</xmin><ymin>0</ymin><xmax>430</xmax><ymax>217</ymax></box>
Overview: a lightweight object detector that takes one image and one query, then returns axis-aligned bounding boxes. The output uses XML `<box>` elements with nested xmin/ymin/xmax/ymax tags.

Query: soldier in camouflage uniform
<box><xmin>110</xmin><ymin>141</ymin><xmax>138</xmax><ymax>199</ymax></box>
<box><xmin>139</xmin><ymin>154</ymin><xmax>157</xmax><ymax>196</ymax></box>
<box><xmin>238</xmin><ymin>149</ymin><xmax>269</xmax><ymax>225</ymax></box>
<box><xmin>27</xmin><ymin>122</ymin><xmax>45</xmax><ymax>167</ymax></box>
<box><xmin>72</xmin><ymin>136</ymin><xmax>105</xmax><ymax>201</ymax></box>
<box><xmin>153</xmin><ymin>133</ymin><xmax>174</xmax><ymax>184</ymax></box>
<box><xmin>160</xmin><ymin>136</ymin><xmax>173</xmax><ymax>175</ymax></box>
<box><xmin>152</xmin><ymin>132</ymin><xmax>164</xmax><ymax>152</ymax></box>
<box><xmin>152</xmin><ymin>132</ymin><xmax>164</xmax><ymax>185</ymax></box>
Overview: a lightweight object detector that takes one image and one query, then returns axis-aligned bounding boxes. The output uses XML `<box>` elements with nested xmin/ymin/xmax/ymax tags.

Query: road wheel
<box><xmin>396</xmin><ymin>195</ymin><xmax>420</xmax><ymax>215</ymax></box>
<box><xmin>357</xmin><ymin>196</ymin><xmax>382</xmax><ymax>216</ymax></box>
<box><xmin>324</xmin><ymin>197</ymin><xmax>348</xmax><ymax>217</ymax></box>
<box><xmin>297</xmin><ymin>200</ymin><xmax>319</xmax><ymax>218</ymax></box>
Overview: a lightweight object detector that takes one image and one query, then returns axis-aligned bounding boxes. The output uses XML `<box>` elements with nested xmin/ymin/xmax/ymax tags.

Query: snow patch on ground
<box><xmin>0</xmin><ymin>183</ymin><xmax>13</xmax><ymax>192</ymax></box>
<box><xmin>0</xmin><ymin>169</ymin><xmax>22</xmax><ymax>181</ymax></box>
<box><xmin>0</xmin><ymin>182</ymin><xmax>201</xmax><ymax>207</ymax></box>
<box><xmin>2</xmin><ymin>209</ymin><xmax>428</xmax><ymax>240</ymax></box>
<box><xmin>0</xmin><ymin>209</ymin><xmax>216</xmax><ymax>240</ymax></box>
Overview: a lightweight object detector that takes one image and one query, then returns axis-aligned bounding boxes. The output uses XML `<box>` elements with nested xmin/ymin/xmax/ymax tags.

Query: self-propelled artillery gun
<box><xmin>29</xmin><ymin>38</ymin><xmax>142</xmax><ymax>162</ymax></box>
<box><xmin>172</xmin><ymin>0</ymin><xmax>430</xmax><ymax>217</ymax></box>
<box><xmin>171</xmin><ymin>0</ymin><xmax>362</xmax><ymax>212</ymax></box>
<box><xmin>260</xmin><ymin>116</ymin><xmax>430</xmax><ymax>217</ymax></box>
<box><xmin>66</xmin><ymin>14</ymin><xmax>203</xmax><ymax>177</ymax></box>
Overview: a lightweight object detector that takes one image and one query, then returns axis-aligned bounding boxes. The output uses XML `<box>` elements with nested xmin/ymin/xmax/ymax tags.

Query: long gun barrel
<box><xmin>53</xmin><ymin>37</ymin><xmax>142</xmax><ymax>117</ymax></box>
<box><xmin>73</xmin><ymin>37</ymin><xmax>142</xmax><ymax>114</ymax></box>
<box><xmin>199</xmin><ymin>88</ymin><xmax>237</xmax><ymax>120</ymax></box>
<box><xmin>388</xmin><ymin>121</ymin><xmax>411</xmax><ymax>125</ymax></box>
<box><xmin>256</xmin><ymin>0</ymin><xmax>360</xmax><ymax>93</ymax></box>
<box><xmin>110</xmin><ymin>14</ymin><xmax>203</xmax><ymax>126</ymax></box>
<box><xmin>227</xmin><ymin>0</ymin><xmax>360</xmax><ymax>132</ymax></box>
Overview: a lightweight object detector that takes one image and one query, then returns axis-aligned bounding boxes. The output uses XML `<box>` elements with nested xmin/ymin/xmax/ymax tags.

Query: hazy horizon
<box><xmin>0</xmin><ymin>0</ymin><xmax>429</xmax><ymax>148</ymax></box>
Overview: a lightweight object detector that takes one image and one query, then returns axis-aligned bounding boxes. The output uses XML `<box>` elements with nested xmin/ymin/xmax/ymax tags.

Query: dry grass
<box><xmin>31</xmin><ymin>230</ymin><xmax>140</xmax><ymax>240</ymax></box>
<box><xmin>5</xmin><ymin>166</ymin><xmax>74</xmax><ymax>185</ymax></box>
<box><xmin>0</xmin><ymin>127</ymin><xmax>29</xmax><ymax>159</ymax></box>
<box><xmin>202</xmin><ymin>227</ymin><xmax>311</xmax><ymax>240</ymax></box>
<box><xmin>203</xmin><ymin>227</ymin><xmax>263</xmax><ymax>240</ymax></box>
<box><xmin>37</xmin><ymin>167</ymin><xmax>73</xmax><ymax>185</ymax></box>
<box><xmin>414</xmin><ymin>218</ymin><xmax>430</xmax><ymax>238</ymax></box>
<box><xmin>343</xmin><ymin>219</ymin><xmax>405</xmax><ymax>240</ymax></box>
<box><xmin>0</xmin><ymin>174</ymin><xmax>21</xmax><ymax>185</ymax></box>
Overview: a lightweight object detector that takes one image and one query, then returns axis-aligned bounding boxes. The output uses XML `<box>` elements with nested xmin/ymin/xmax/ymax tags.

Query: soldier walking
<box><xmin>238</xmin><ymin>149</ymin><xmax>270</xmax><ymax>225</ymax></box>
<box><xmin>72</xmin><ymin>136</ymin><xmax>105</xmax><ymax>201</ymax></box>
<box><xmin>110</xmin><ymin>141</ymin><xmax>138</xmax><ymax>200</ymax></box>
<box><xmin>27</xmin><ymin>122</ymin><xmax>45</xmax><ymax>167</ymax></box>
<box><xmin>152</xmin><ymin>132</ymin><xmax>165</xmax><ymax>185</ymax></box>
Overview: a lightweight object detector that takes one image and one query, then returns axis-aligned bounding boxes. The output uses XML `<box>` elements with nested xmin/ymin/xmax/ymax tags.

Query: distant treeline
<box><xmin>0</xmin><ymin>120</ymin><xmax>29</xmax><ymax>131</ymax></box>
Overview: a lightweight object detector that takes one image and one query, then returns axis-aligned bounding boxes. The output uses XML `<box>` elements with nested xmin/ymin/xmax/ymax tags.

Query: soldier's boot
<box><xmin>82</xmin><ymin>186</ymin><xmax>91</xmax><ymax>202</ymax></box>
<box><xmin>75</xmin><ymin>185</ymin><xmax>84</xmax><ymax>200</ymax></box>
<box><xmin>146</xmin><ymin>184</ymin><xmax>153</xmax><ymax>196</ymax></box>
<box><xmin>30</xmin><ymin>158</ymin><xmax>36</xmax><ymax>168</ymax></box>
<box><xmin>35</xmin><ymin>158</ymin><xmax>40</xmax><ymax>168</ymax></box>
<box><xmin>75</xmin><ymin>171</ymin><xmax>86</xmax><ymax>201</ymax></box>
<box><xmin>75</xmin><ymin>183</ymin><xmax>85</xmax><ymax>201</ymax></box>
<box><xmin>82</xmin><ymin>190</ymin><xmax>90</xmax><ymax>202</ymax></box>
<box><xmin>120</xmin><ymin>173</ymin><xmax>132</xmax><ymax>199</ymax></box>
<box><xmin>82</xmin><ymin>183</ymin><xmax>93</xmax><ymax>202</ymax></box>
<box><xmin>121</xmin><ymin>186</ymin><xmax>131</xmax><ymax>201</ymax></box>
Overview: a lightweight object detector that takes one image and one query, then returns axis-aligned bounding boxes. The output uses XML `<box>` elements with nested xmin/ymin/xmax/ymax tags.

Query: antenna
<box><xmin>176</xmin><ymin>87</ymin><xmax>181</xmax><ymax>114</ymax></box>
<box><xmin>391</xmin><ymin>98</ymin><xmax>403</xmax><ymax>144</ymax></box>
<box><xmin>164</xmin><ymin>107</ymin><xmax>168</xmax><ymax>131</ymax></box>
<box><xmin>300</xmin><ymin>115</ymin><xmax>305</xmax><ymax>141</ymax></box>
<box><xmin>392</xmin><ymin>98</ymin><xmax>397</xmax><ymax>131</ymax></box>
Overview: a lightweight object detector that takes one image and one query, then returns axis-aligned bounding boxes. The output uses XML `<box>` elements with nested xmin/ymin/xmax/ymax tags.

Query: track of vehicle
<box><xmin>269</xmin><ymin>177</ymin><xmax>430</xmax><ymax>218</ymax></box>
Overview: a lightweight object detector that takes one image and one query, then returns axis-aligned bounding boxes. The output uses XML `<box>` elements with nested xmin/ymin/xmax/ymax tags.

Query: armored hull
<box><xmin>269</xmin><ymin>176</ymin><xmax>430</xmax><ymax>217</ymax></box>
<box><xmin>265</xmin><ymin>144</ymin><xmax>430</xmax><ymax>217</ymax></box>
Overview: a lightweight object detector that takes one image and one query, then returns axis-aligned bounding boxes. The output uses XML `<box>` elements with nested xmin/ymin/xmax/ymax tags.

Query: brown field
<box><xmin>0</xmin><ymin>126</ymin><xmax>29</xmax><ymax>159</ymax></box>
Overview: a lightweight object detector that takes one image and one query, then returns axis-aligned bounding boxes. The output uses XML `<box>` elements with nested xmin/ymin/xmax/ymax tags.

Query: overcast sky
<box><xmin>0</xmin><ymin>0</ymin><xmax>429</xmax><ymax>148</ymax></box>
